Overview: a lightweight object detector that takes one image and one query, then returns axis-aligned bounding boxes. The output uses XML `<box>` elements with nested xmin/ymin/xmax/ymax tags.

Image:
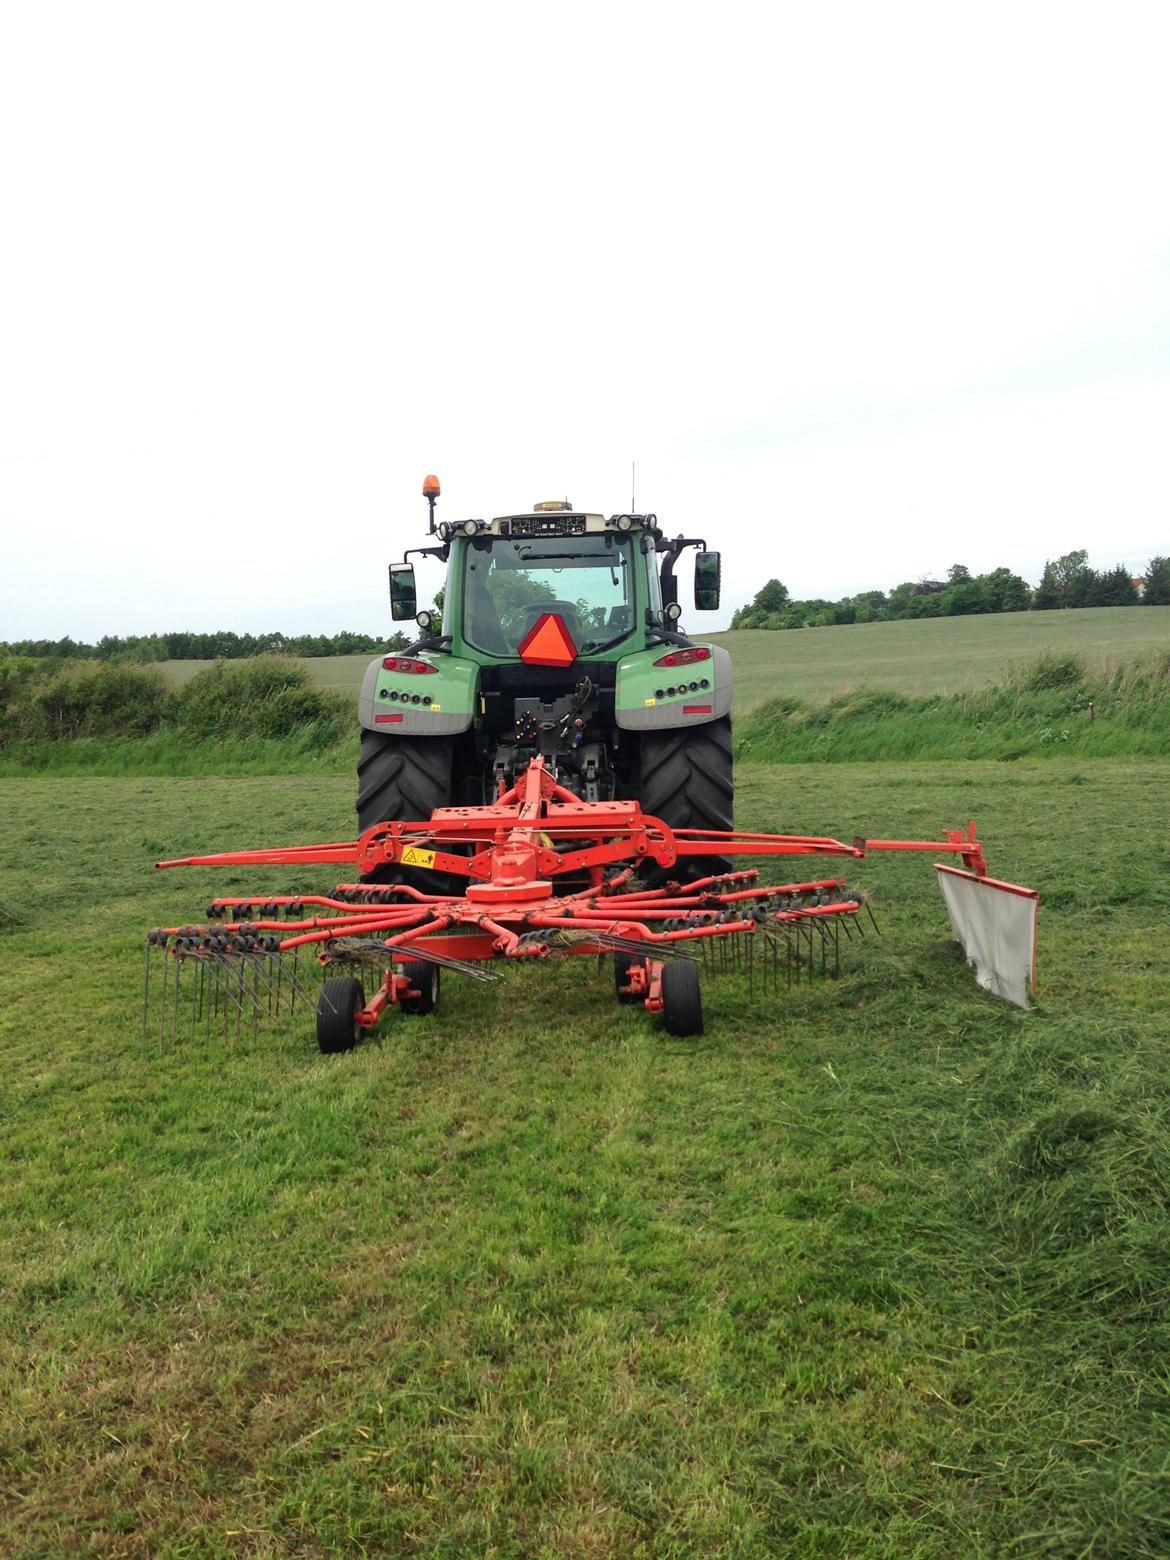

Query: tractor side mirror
<box><xmin>694</xmin><ymin>551</ymin><xmax>721</xmax><ymax>611</ymax></box>
<box><xmin>389</xmin><ymin>563</ymin><xmax>418</xmax><ymax>621</ymax></box>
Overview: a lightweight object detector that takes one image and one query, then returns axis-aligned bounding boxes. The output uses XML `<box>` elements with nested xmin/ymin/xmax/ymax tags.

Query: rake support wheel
<box><xmin>400</xmin><ymin>960</ymin><xmax>440</xmax><ymax>1015</ymax></box>
<box><xmin>317</xmin><ymin>976</ymin><xmax>365</xmax><ymax>1054</ymax></box>
<box><xmin>639</xmin><ymin>716</ymin><xmax>734</xmax><ymax>883</ymax></box>
<box><xmin>661</xmin><ymin>960</ymin><xmax>703</xmax><ymax>1037</ymax></box>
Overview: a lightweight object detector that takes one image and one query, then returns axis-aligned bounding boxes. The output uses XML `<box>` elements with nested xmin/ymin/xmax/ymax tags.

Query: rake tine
<box><xmin>189</xmin><ymin>958</ymin><xmax>200</xmax><ymax>1048</ymax></box>
<box><xmin>142</xmin><ymin>941</ymin><xmax>153</xmax><ymax>1056</ymax></box>
<box><xmin>156</xmin><ymin>946</ymin><xmax>169</xmax><ymax>1054</ymax></box>
<box><xmin>171</xmin><ymin>951</ymin><xmax>182</xmax><ymax>1051</ymax></box>
<box><xmin>393</xmin><ymin>947</ymin><xmax>498</xmax><ymax>981</ymax></box>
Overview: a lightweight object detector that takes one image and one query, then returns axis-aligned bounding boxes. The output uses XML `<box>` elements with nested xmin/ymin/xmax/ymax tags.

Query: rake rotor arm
<box><xmin>855</xmin><ymin>823</ymin><xmax>988</xmax><ymax>878</ymax></box>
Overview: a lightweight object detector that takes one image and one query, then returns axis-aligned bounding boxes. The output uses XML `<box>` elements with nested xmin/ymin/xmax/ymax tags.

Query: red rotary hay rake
<box><xmin>146</xmin><ymin>758</ymin><xmax>1037</xmax><ymax>1053</ymax></box>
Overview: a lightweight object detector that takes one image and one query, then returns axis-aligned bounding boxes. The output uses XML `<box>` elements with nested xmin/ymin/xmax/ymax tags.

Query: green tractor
<box><xmin>357</xmin><ymin>477</ymin><xmax>732</xmax><ymax>877</ymax></box>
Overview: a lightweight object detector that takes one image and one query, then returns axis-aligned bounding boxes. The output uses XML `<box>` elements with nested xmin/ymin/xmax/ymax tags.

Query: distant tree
<box><xmin>1033</xmin><ymin>550</ymin><xmax>1094</xmax><ymax>609</ymax></box>
<box><xmin>1057</xmin><ymin>549</ymin><xmax>1095</xmax><ymax>607</ymax></box>
<box><xmin>946</xmin><ymin>563</ymin><xmax>972</xmax><ymax>585</ymax></box>
<box><xmin>941</xmin><ymin>579</ymin><xmax>986</xmax><ymax>615</ymax></box>
<box><xmin>752</xmin><ymin>579</ymin><xmax>790</xmax><ymax>615</ymax></box>
<box><xmin>849</xmin><ymin>589</ymin><xmax>888</xmax><ymax>622</ymax></box>
<box><xmin>886</xmin><ymin>581</ymin><xmax>920</xmax><ymax>618</ymax></box>
<box><xmin>1142</xmin><ymin>555</ymin><xmax>1170</xmax><ymax>605</ymax></box>
<box><xmin>1033</xmin><ymin>561</ymin><xmax>1061</xmax><ymax>610</ymax></box>
<box><xmin>1090</xmin><ymin>565</ymin><xmax>1139</xmax><ymax>607</ymax></box>
<box><xmin>907</xmin><ymin>592</ymin><xmax>944</xmax><ymax>618</ymax></box>
<box><xmin>979</xmin><ymin>567</ymin><xmax>1031</xmax><ymax>614</ymax></box>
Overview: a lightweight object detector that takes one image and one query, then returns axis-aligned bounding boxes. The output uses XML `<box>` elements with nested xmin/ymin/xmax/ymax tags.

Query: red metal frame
<box><xmin>151</xmin><ymin>756</ymin><xmax>998</xmax><ymax>1028</ymax></box>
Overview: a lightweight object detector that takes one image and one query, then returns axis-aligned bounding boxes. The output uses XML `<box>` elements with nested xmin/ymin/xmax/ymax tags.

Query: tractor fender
<box><xmin>358</xmin><ymin>653</ymin><xmax>478</xmax><ymax>737</ymax></box>
<box><xmin>614</xmin><ymin>643</ymin><xmax>733</xmax><ymax>731</ymax></box>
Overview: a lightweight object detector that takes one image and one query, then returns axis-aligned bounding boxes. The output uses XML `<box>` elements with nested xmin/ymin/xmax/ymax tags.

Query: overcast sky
<box><xmin>2</xmin><ymin>1</ymin><xmax>1167</xmax><ymax>639</ymax></box>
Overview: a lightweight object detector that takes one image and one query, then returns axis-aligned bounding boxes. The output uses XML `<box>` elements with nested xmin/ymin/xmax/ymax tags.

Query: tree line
<box><xmin>730</xmin><ymin>551</ymin><xmax>1170</xmax><ymax>630</ymax></box>
<box><xmin>0</xmin><ymin>627</ymin><xmax>409</xmax><ymax>663</ymax></box>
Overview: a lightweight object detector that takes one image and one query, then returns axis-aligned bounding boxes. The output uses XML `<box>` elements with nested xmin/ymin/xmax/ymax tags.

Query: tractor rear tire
<box><xmin>661</xmin><ymin>959</ymin><xmax>703</xmax><ymax>1037</ymax></box>
<box><xmin>356</xmin><ymin>730</ymin><xmax>455</xmax><ymax>887</ymax></box>
<box><xmin>639</xmin><ymin>716</ymin><xmax>734</xmax><ymax>883</ymax></box>
<box><xmin>400</xmin><ymin>960</ymin><xmax>440</xmax><ymax>1015</ymax></box>
<box><xmin>317</xmin><ymin>976</ymin><xmax>365</xmax><ymax>1054</ymax></box>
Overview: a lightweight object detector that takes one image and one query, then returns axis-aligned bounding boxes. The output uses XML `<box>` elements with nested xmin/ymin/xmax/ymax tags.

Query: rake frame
<box><xmin>145</xmin><ymin>756</ymin><xmax>1011</xmax><ymax>1047</ymax></box>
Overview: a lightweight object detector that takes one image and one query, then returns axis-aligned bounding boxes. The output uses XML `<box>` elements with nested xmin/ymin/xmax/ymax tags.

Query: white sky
<box><xmin>1</xmin><ymin>1</ymin><xmax>1167</xmax><ymax>639</ymax></box>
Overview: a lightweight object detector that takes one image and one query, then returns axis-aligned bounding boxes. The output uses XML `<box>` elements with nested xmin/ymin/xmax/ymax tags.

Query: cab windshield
<box><xmin>461</xmin><ymin>535</ymin><xmax>635</xmax><ymax>657</ymax></box>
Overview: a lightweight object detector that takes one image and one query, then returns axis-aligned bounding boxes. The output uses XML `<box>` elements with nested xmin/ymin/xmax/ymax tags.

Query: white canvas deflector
<box><xmin>936</xmin><ymin>865</ymin><xmax>1038</xmax><ymax>1009</ymax></box>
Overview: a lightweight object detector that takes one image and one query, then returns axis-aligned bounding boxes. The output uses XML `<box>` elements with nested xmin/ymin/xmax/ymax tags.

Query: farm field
<box><xmin>156</xmin><ymin>605</ymin><xmax>1170</xmax><ymax>713</ymax></box>
<box><xmin>2</xmin><ymin>762</ymin><xmax>1168</xmax><ymax>1556</ymax></box>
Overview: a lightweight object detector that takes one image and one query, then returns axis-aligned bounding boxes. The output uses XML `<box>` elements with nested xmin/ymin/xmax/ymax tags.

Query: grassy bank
<box><xmin>155</xmin><ymin>604</ymin><xmax>1170</xmax><ymax>711</ymax></box>
<box><xmin>736</xmin><ymin>651</ymin><xmax>1170</xmax><ymax>764</ymax></box>
<box><xmin>0</xmin><ymin>727</ymin><xmax>351</xmax><ymax>778</ymax></box>
<box><xmin>1</xmin><ymin>762</ymin><xmax>1167</xmax><ymax>1555</ymax></box>
<box><xmin>7</xmin><ymin>650</ymin><xmax>1169</xmax><ymax>777</ymax></box>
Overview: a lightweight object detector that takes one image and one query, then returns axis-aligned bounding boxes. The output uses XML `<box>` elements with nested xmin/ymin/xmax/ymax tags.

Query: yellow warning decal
<box><xmin>644</xmin><ymin>698</ymin><xmax>657</xmax><ymax>707</ymax></box>
<box><xmin>431</xmin><ymin>703</ymin><xmax>442</xmax><ymax>712</ymax></box>
<box><xmin>400</xmin><ymin>846</ymin><xmax>436</xmax><ymax>868</ymax></box>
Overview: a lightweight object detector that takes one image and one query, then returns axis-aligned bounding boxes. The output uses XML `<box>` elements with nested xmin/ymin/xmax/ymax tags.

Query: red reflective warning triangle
<box><xmin>517</xmin><ymin>612</ymin><xmax>577</xmax><ymax>668</ymax></box>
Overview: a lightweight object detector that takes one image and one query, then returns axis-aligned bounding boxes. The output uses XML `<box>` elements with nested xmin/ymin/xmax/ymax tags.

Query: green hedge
<box><xmin>0</xmin><ymin>655</ymin><xmax>349</xmax><ymax>746</ymax></box>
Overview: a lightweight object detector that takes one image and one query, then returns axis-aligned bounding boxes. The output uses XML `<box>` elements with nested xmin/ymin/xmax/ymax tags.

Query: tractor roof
<box><xmin>442</xmin><ymin>512</ymin><xmax>656</xmax><ymax>540</ymax></box>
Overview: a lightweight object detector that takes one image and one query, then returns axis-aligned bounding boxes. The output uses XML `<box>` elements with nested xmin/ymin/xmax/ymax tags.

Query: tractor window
<box><xmin>462</xmin><ymin>535</ymin><xmax>635</xmax><ymax>657</ymax></box>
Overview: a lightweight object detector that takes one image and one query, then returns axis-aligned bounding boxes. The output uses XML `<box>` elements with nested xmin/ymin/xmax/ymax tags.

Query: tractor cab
<box><xmin>357</xmin><ymin>480</ymin><xmax>733</xmax><ymax>859</ymax></box>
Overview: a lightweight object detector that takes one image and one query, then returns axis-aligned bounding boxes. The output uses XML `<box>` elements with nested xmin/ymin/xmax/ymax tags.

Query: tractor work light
<box><xmin>382</xmin><ymin>656</ymin><xmax>439</xmax><ymax>674</ymax></box>
<box><xmin>616</xmin><ymin>515</ymin><xmax>633</xmax><ymax>531</ymax></box>
<box><xmin>664</xmin><ymin>602</ymin><xmax>683</xmax><ymax>622</ymax></box>
<box><xmin>653</xmin><ymin>647</ymin><xmax>711</xmax><ymax>668</ymax></box>
<box><xmin>459</xmin><ymin>519</ymin><xmax>481</xmax><ymax>537</ymax></box>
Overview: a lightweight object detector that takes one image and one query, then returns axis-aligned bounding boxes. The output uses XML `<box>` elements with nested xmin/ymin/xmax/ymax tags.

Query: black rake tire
<box><xmin>639</xmin><ymin>715</ymin><xmax>734</xmax><ymax>884</ymax></box>
<box><xmin>356</xmin><ymin>729</ymin><xmax>455</xmax><ymax>886</ymax></box>
<box><xmin>613</xmin><ymin>952</ymin><xmax>644</xmax><ymax>1005</ymax></box>
<box><xmin>661</xmin><ymin>960</ymin><xmax>703</xmax><ymax>1037</ymax></box>
<box><xmin>400</xmin><ymin>960</ymin><xmax>440</xmax><ymax>1015</ymax></box>
<box><xmin>317</xmin><ymin>976</ymin><xmax>365</xmax><ymax>1054</ymax></box>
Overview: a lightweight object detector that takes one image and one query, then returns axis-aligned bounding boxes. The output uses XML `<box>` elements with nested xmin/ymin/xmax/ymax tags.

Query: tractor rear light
<box><xmin>683</xmin><ymin>704</ymin><xmax>713</xmax><ymax>715</ymax></box>
<box><xmin>382</xmin><ymin>657</ymin><xmax>439</xmax><ymax>674</ymax></box>
<box><xmin>652</xmin><ymin>647</ymin><xmax>711</xmax><ymax>668</ymax></box>
<box><xmin>374</xmin><ymin>713</ymin><xmax>404</xmax><ymax>724</ymax></box>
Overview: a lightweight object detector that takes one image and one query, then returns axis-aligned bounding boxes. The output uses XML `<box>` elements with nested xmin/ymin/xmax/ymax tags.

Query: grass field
<box><xmin>155</xmin><ymin>607</ymin><xmax>1170</xmax><ymax>713</ymax></box>
<box><xmin>3</xmin><ymin>762</ymin><xmax>1168</xmax><ymax>1556</ymax></box>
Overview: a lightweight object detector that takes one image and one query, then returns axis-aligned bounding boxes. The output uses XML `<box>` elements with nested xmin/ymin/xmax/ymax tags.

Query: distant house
<box><xmin>1132</xmin><ymin>577</ymin><xmax>1146</xmax><ymax>597</ymax></box>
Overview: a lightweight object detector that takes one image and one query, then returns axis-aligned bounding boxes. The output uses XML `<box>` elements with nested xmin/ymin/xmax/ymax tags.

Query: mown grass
<box><xmin>154</xmin><ymin>606</ymin><xmax>1170</xmax><ymax>711</ymax></box>
<box><xmin>1</xmin><ymin>762</ymin><xmax>1168</xmax><ymax>1555</ymax></box>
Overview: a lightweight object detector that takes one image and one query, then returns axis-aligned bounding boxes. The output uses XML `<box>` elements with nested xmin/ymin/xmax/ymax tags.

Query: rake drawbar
<box><xmin>146</xmin><ymin>756</ymin><xmax>1037</xmax><ymax>1052</ymax></box>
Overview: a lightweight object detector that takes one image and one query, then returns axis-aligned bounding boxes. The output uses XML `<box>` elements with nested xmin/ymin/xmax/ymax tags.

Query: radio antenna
<box><xmin>631</xmin><ymin>461</ymin><xmax>636</xmax><ymax>512</ymax></box>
